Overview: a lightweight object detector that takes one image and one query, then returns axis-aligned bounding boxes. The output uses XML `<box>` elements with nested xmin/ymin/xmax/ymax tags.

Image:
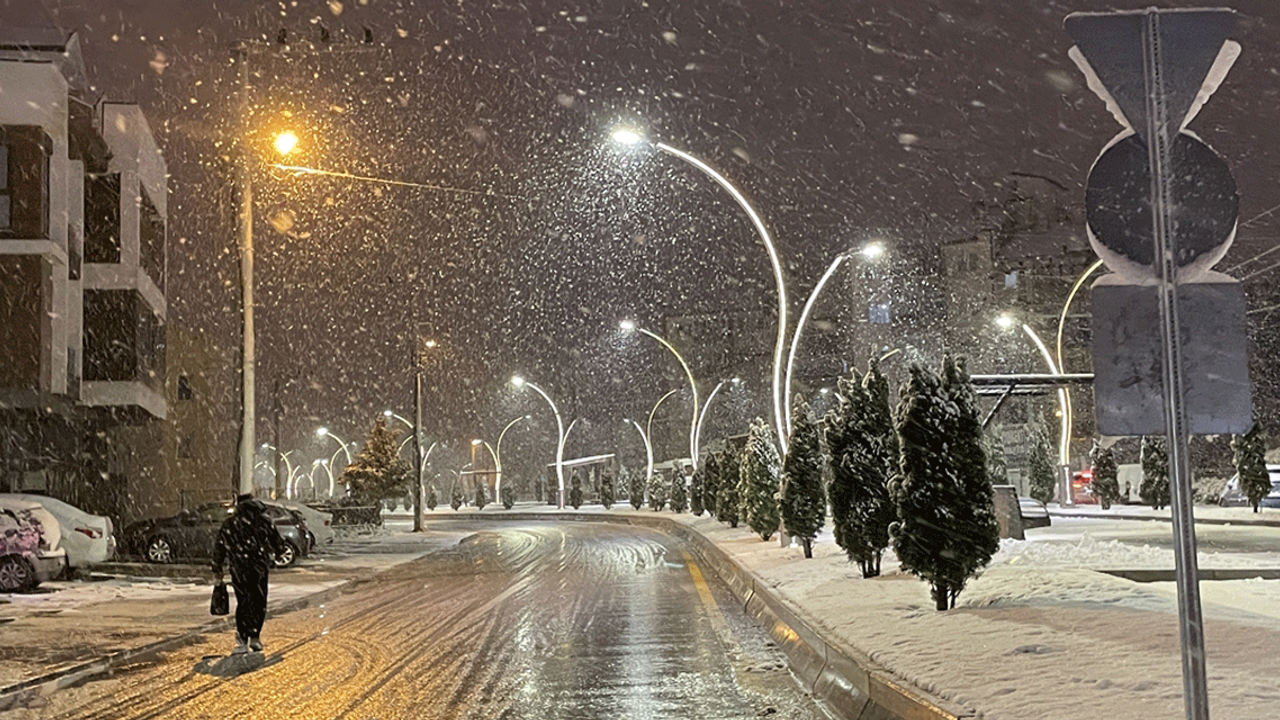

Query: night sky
<box><xmin>25</xmin><ymin>0</ymin><xmax>1280</xmax><ymax>478</ymax></box>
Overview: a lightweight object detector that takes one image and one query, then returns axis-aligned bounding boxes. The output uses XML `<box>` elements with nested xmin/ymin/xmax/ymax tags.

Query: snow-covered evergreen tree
<box><xmin>1140</xmin><ymin>435</ymin><xmax>1170</xmax><ymax>510</ymax></box>
<box><xmin>781</xmin><ymin>401</ymin><xmax>826</xmax><ymax>558</ymax></box>
<box><xmin>1089</xmin><ymin>440</ymin><xmax>1121</xmax><ymax>509</ymax></box>
<box><xmin>669</xmin><ymin>465</ymin><xmax>688</xmax><ymax>513</ymax></box>
<box><xmin>648</xmin><ymin>472</ymin><xmax>667</xmax><ymax>511</ymax></box>
<box><xmin>343</xmin><ymin>417</ymin><xmax>411</xmax><ymax>504</ymax></box>
<box><xmin>474</xmin><ymin>484</ymin><xmax>488</xmax><ymax>510</ymax></box>
<box><xmin>689</xmin><ymin>466</ymin><xmax>705</xmax><ymax>516</ymax></box>
<box><xmin>890</xmin><ymin>357</ymin><xmax>999</xmax><ymax>611</ymax></box>
<box><xmin>739</xmin><ymin>417</ymin><xmax>781</xmax><ymax>541</ymax></box>
<box><xmin>629</xmin><ymin>467</ymin><xmax>645</xmax><ymax>510</ymax></box>
<box><xmin>501</xmin><ymin>483</ymin><xmax>515</xmax><ymax>509</ymax></box>
<box><xmin>569</xmin><ymin>472</ymin><xmax>583</xmax><ymax>509</ymax></box>
<box><xmin>1232</xmin><ymin>417</ymin><xmax>1271</xmax><ymax>512</ymax></box>
<box><xmin>983</xmin><ymin>428</ymin><xmax>1009</xmax><ymax>487</ymax></box>
<box><xmin>600</xmin><ymin>471</ymin><xmax>615</xmax><ymax>510</ymax></box>
<box><xmin>828</xmin><ymin>360</ymin><xmax>899</xmax><ymax>577</ymax></box>
<box><xmin>716</xmin><ymin>444</ymin><xmax>742</xmax><ymax>528</ymax></box>
<box><xmin>1027</xmin><ymin>420</ymin><xmax>1057</xmax><ymax>505</ymax></box>
<box><xmin>426</xmin><ymin>484</ymin><xmax>438</xmax><ymax>511</ymax></box>
<box><xmin>702</xmin><ymin>451</ymin><xmax>721</xmax><ymax>521</ymax></box>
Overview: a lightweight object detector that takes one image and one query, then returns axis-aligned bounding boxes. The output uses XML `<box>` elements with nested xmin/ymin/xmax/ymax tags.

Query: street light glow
<box><xmin>511</xmin><ymin>375</ymin><xmax>525</xmax><ymax>387</ymax></box>
<box><xmin>611</xmin><ymin>128</ymin><xmax>644</xmax><ymax>146</ymax></box>
<box><xmin>273</xmin><ymin>130</ymin><xmax>299</xmax><ymax>156</ymax></box>
<box><xmin>860</xmin><ymin>241</ymin><xmax>886</xmax><ymax>259</ymax></box>
<box><xmin>619</xmin><ymin>319</ymin><xmax>636</xmax><ymax>332</ymax></box>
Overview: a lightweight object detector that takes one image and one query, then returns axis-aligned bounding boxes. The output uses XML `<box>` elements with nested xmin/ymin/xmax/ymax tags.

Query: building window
<box><xmin>0</xmin><ymin>126</ymin><xmax>52</xmax><ymax>239</ymax></box>
<box><xmin>177</xmin><ymin>374</ymin><xmax>192</xmax><ymax>400</ymax></box>
<box><xmin>869</xmin><ymin>302</ymin><xmax>891</xmax><ymax>325</ymax></box>
<box><xmin>84</xmin><ymin>173</ymin><xmax>121</xmax><ymax>263</ymax></box>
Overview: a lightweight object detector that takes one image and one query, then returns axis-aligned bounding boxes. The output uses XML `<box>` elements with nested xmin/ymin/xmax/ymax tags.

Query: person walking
<box><xmin>212</xmin><ymin>493</ymin><xmax>286</xmax><ymax>653</ymax></box>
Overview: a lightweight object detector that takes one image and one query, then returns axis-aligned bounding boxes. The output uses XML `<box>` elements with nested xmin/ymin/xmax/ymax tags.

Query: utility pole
<box><xmin>412</xmin><ymin>347</ymin><xmax>424</xmax><ymax>532</ymax></box>
<box><xmin>272</xmin><ymin>376</ymin><xmax>284</xmax><ymax>499</ymax></box>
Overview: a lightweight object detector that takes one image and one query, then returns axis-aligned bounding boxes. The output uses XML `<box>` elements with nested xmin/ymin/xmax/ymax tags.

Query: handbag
<box><xmin>210</xmin><ymin>582</ymin><xmax>230</xmax><ymax>616</ymax></box>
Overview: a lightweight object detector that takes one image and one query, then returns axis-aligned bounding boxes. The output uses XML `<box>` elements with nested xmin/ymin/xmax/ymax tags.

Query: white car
<box><xmin>0</xmin><ymin>494</ymin><xmax>116</xmax><ymax>567</ymax></box>
<box><xmin>0</xmin><ymin>498</ymin><xmax>68</xmax><ymax>592</ymax></box>
<box><xmin>277</xmin><ymin>501</ymin><xmax>335</xmax><ymax>547</ymax></box>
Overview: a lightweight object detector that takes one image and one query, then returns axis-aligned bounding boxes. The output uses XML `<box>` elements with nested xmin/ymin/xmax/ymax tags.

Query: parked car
<box><xmin>277</xmin><ymin>501</ymin><xmax>334</xmax><ymax>547</ymax></box>
<box><xmin>1018</xmin><ymin>496</ymin><xmax>1052</xmax><ymax>529</ymax></box>
<box><xmin>121</xmin><ymin>501</ymin><xmax>312</xmax><ymax>567</ymax></box>
<box><xmin>0</xmin><ymin>493</ymin><xmax>115</xmax><ymax>568</ymax></box>
<box><xmin>0</xmin><ymin>498</ymin><xmax>68</xmax><ymax>592</ymax></box>
<box><xmin>1218</xmin><ymin>465</ymin><xmax>1280</xmax><ymax>508</ymax></box>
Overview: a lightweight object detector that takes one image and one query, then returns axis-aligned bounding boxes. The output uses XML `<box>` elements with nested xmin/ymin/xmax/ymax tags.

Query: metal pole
<box><xmin>413</xmin><ymin>367</ymin><xmax>424</xmax><ymax>532</ymax></box>
<box><xmin>1143</xmin><ymin>11</ymin><xmax>1208</xmax><ymax>719</ymax></box>
<box><xmin>235</xmin><ymin>45</ymin><xmax>256</xmax><ymax>497</ymax></box>
<box><xmin>272</xmin><ymin>378</ymin><xmax>284</xmax><ymax>499</ymax></box>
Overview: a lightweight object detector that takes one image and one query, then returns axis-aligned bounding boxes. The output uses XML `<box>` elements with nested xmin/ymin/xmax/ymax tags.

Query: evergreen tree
<box><xmin>546</xmin><ymin>473</ymin><xmax>557</xmax><ymax>506</ymax></box>
<box><xmin>831</xmin><ymin>360</ymin><xmax>899</xmax><ymax>577</ymax></box>
<box><xmin>451</xmin><ymin>489</ymin><xmax>463</xmax><ymax>511</ymax></box>
<box><xmin>474</xmin><ymin>484</ymin><xmax>488</xmax><ymax>510</ymax></box>
<box><xmin>569</xmin><ymin>472</ymin><xmax>584</xmax><ymax>509</ymax></box>
<box><xmin>702</xmin><ymin>451</ymin><xmax>721</xmax><ymax>521</ymax></box>
<box><xmin>781</xmin><ymin>401</ymin><xmax>826</xmax><ymax>558</ymax></box>
<box><xmin>984</xmin><ymin>429</ymin><xmax>1009</xmax><ymax>487</ymax></box>
<box><xmin>669</xmin><ymin>465</ymin><xmax>688</xmax><ymax>513</ymax></box>
<box><xmin>1089</xmin><ymin>440</ymin><xmax>1121</xmax><ymax>510</ymax></box>
<box><xmin>501</xmin><ymin>483</ymin><xmax>516</xmax><ymax>510</ymax></box>
<box><xmin>600</xmin><ymin>471</ymin><xmax>615</xmax><ymax>510</ymax></box>
<box><xmin>717</xmin><ymin>445</ymin><xmax>742</xmax><ymax>528</ymax></box>
<box><xmin>648</xmin><ymin>472</ymin><xmax>667</xmax><ymax>511</ymax></box>
<box><xmin>343</xmin><ymin>417</ymin><xmax>412</xmax><ymax>504</ymax></box>
<box><xmin>689</xmin><ymin>466</ymin><xmax>705</xmax><ymax>516</ymax></box>
<box><xmin>629</xmin><ymin>467</ymin><xmax>645</xmax><ymax>510</ymax></box>
<box><xmin>890</xmin><ymin>357</ymin><xmax>999</xmax><ymax>611</ymax></box>
<box><xmin>426</xmin><ymin>484</ymin><xmax>438</xmax><ymax>511</ymax></box>
<box><xmin>740</xmin><ymin>417</ymin><xmax>782</xmax><ymax>541</ymax></box>
<box><xmin>1140</xmin><ymin>435</ymin><xmax>1170</xmax><ymax>510</ymax></box>
<box><xmin>1027</xmin><ymin>420</ymin><xmax>1057</xmax><ymax>505</ymax></box>
<box><xmin>1232</xmin><ymin>417</ymin><xmax>1271</xmax><ymax>512</ymax></box>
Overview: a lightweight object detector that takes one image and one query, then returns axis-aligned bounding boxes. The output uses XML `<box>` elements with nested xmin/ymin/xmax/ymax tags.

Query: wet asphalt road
<box><xmin>44</xmin><ymin>521</ymin><xmax>827</xmax><ymax>720</ymax></box>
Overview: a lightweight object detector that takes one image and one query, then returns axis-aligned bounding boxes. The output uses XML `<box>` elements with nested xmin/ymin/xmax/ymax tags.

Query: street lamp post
<box><xmin>494</xmin><ymin>415</ymin><xmax>531</xmax><ymax>502</ymax></box>
<box><xmin>316</xmin><ymin>427</ymin><xmax>354</xmax><ymax>465</ymax></box>
<box><xmin>620</xmin><ymin>321</ymin><xmax>699</xmax><ymax>470</ymax></box>
<box><xmin>511</xmin><ymin>376</ymin><xmax>566</xmax><ymax>509</ymax></box>
<box><xmin>627</xmin><ymin>419</ymin><xmax>654</xmax><ymax>490</ymax></box>
<box><xmin>471</xmin><ymin>438</ymin><xmax>498</xmax><ymax>503</ymax></box>
<box><xmin>784</xmin><ymin>242</ymin><xmax>885</xmax><ymax>437</ymax></box>
<box><xmin>694</xmin><ymin>378</ymin><xmax>741</xmax><ymax>461</ymax></box>
<box><xmin>612</xmin><ymin>129</ymin><xmax>789</xmax><ymax>450</ymax></box>
<box><xmin>998</xmin><ymin>314</ymin><xmax>1074</xmax><ymax>505</ymax></box>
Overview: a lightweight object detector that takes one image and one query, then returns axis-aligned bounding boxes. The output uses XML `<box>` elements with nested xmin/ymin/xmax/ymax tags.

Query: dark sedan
<box><xmin>121</xmin><ymin>501</ymin><xmax>312</xmax><ymax>567</ymax></box>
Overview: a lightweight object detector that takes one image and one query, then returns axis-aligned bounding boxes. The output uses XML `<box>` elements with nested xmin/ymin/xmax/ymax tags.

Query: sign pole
<box><xmin>1141</xmin><ymin>12</ymin><xmax>1209</xmax><ymax>718</ymax></box>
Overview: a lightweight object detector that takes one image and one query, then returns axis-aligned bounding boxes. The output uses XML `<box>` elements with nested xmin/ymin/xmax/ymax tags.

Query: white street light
<box><xmin>511</xmin><ymin>376</ymin><xmax>566</xmax><ymax>509</ymax></box>
<box><xmin>612</xmin><ymin>129</ymin><xmax>788</xmax><ymax>450</ymax></box>
<box><xmin>627</xmin><ymin>419</ymin><xmax>654</xmax><ymax>488</ymax></box>
<box><xmin>316</xmin><ymin>426</ymin><xmax>354</xmax><ymax>466</ymax></box>
<box><xmin>620</xmin><ymin>321</ymin><xmax>699</xmax><ymax>469</ymax></box>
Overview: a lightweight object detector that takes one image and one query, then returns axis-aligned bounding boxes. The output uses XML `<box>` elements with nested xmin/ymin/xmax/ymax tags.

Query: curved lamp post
<box><xmin>259</xmin><ymin>443</ymin><xmax>296</xmax><ymax>497</ymax></box>
<box><xmin>470</xmin><ymin>438</ymin><xmax>498</xmax><ymax>502</ymax></box>
<box><xmin>998</xmin><ymin>314</ymin><xmax>1070</xmax><ymax>468</ymax></box>
<box><xmin>627</xmin><ymin>419</ymin><xmax>654</xmax><ymax>488</ymax></box>
<box><xmin>511</xmin><ymin>375</ymin><xmax>566</xmax><ymax>509</ymax></box>
<box><xmin>784</xmin><ymin>242</ymin><xmax>885</xmax><ymax>438</ymax></box>
<box><xmin>612</xmin><ymin>129</ymin><xmax>788</xmax><ymax>450</ymax></box>
<box><xmin>494</xmin><ymin>415</ymin><xmax>531</xmax><ymax>501</ymax></box>
<box><xmin>694</xmin><ymin>377</ymin><xmax>742</xmax><ymax>464</ymax></box>
<box><xmin>316</xmin><ymin>427</ymin><xmax>354</xmax><ymax>466</ymax></box>
<box><xmin>620</xmin><ymin>320</ymin><xmax>699</xmax><ymax>469</ymax></box>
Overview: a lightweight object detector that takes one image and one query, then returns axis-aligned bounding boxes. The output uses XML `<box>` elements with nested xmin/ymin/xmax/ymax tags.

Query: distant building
<box><xmin>0</xmin><ymin>3</ymin><xmax>189</xmax><ymax>526</ymax></box>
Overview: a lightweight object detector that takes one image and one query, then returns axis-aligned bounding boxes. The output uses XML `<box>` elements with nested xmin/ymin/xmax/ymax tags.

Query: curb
<box><xmin>0</xmin><ymin>562</ymin><xmax>392</xmax><ymax>711</ymax></box>
<box><xmin>1047</xmin><ymin>509</ymin><xmax>1280</xmax><ymax>527</ymax></box>
<box><xmin>451</xmin><ymin>511</ymin><xmax>972</xmax><ymax>720</ymax></box>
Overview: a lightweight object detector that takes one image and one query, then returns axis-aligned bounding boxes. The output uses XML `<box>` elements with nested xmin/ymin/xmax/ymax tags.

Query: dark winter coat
<box><xmin>211</xmin><ymin>498</ymin><xmax>286</xmax><ymax>576</ymax></box>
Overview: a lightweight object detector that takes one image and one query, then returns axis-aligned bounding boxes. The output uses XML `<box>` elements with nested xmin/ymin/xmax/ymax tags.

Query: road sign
<box><xmin>1068</xmin><ymin>9</ymin><xmax>1243</xmax><ymax>720</ymax></box>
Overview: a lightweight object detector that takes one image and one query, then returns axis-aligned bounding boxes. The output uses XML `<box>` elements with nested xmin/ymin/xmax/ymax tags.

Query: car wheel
<box><xmin>274</xmin><ymin>540</ymin><xmax>298</xmax><ymax>568</ymax></box>
<box><xmin>0</xmin><ymin>554</ymin><xmax>36</xmax><ymax>592</ymax></box>
<box><xmin>145</xmin><ymin>535</ymin><xmax>174</xmax><ymax>564</ymax></box>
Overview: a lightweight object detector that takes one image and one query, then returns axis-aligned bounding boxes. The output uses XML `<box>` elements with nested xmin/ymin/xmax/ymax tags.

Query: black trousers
<box><xmin>230</xmin><ymin>564</ymin><xmax>270</xmax><ymax>640</ymax></box>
